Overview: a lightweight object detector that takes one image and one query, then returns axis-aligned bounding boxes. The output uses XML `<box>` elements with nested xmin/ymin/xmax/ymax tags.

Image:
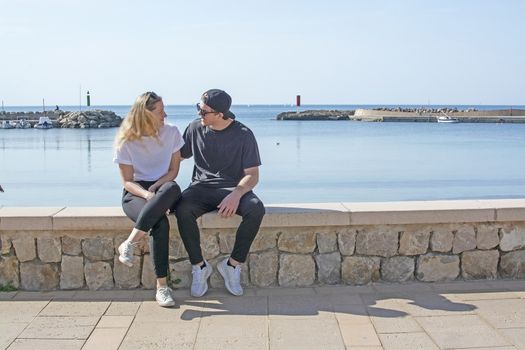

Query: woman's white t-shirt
<box><xmin>113</xmin><ymin>124</ymin><xmax>184</xmax><ymax>181</ymax></box>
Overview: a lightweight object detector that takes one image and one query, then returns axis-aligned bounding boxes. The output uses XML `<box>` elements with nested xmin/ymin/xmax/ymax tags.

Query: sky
<box><xmin>1</xmin><ymin>0</ymin><xmax>524</xmax><ymax>106</ymax></box>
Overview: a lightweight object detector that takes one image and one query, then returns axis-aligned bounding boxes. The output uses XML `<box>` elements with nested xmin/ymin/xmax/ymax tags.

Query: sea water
<box><xmin>1</xmin><ymin>105</ymin><xmax>524</xmax><ymax>206</ymax></box>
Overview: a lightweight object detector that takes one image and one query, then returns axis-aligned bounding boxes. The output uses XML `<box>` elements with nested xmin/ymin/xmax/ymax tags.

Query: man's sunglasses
<box><xmin>196</xmin><ymin>103</ymin><xmax>218</xmax><ymax>116</ymax></box>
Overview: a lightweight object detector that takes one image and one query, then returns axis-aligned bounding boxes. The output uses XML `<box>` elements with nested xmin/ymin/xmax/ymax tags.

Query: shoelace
<box><xmin>121</xmin><ymin>241</ymin><xmax>137</xmax><ymax>256</ymax></box>
<box><xmin>232</xmin><ymin>266</ymin><xmax>241</xmax><ymax>283</ymax></box>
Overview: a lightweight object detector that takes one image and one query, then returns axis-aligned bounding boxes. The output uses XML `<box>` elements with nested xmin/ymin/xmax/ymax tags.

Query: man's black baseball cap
<box><xmin>201</xmin><ymin>89</ymin><xmax>236</xmax><ymax>119</ymax></box>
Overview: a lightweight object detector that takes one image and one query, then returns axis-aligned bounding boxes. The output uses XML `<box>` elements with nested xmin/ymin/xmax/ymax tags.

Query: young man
<box><xmin>175</xmin><ymin>89</ymin><xmax>265</xmax><ymax>297</ymax></box>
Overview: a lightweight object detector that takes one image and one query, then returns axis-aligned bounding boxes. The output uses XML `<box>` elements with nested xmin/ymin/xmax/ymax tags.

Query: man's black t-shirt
<box><xmin>180</xmin><ymin>119</ymin><xmax>261</xmax><ymax>188</ymax></box>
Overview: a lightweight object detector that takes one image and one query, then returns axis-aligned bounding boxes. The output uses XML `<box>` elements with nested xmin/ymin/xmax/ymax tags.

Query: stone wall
<box><xmin>0</xmin><ymin>200</ymin><xmax>524</xmax><ymax>291</ymax></box>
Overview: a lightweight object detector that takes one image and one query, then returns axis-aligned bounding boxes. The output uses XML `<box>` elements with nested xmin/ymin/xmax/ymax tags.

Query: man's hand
<box><xmin>217</xmin><ymin>191</ymin><xmax>242</xmax><ymax>218</ymax></box>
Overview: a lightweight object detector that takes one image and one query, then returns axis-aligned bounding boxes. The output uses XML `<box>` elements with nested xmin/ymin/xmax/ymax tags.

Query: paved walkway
<box><xmin>1</xmin><ymin>280</ymin><xmax>525</xmax><ymax>349</ymax></box>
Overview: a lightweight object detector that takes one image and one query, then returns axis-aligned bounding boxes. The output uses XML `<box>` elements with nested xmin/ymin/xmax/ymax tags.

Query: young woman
<box><xmin>113</xmin><ymin>91</ymin><xmax>183</xmax><ymax>307</ymax></box>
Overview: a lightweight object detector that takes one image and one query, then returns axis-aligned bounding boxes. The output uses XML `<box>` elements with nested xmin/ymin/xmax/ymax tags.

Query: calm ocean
<box><xmin>1</xmin><ymin>104</ymin><xmax>525</xmax><ymax>206</ymax></box>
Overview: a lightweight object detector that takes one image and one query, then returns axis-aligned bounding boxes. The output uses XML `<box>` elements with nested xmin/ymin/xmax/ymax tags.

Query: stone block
<box><xmin>355</xmin><ymin>227</ymin><xmax>398</xmax><ymax>257</ymax></box>
<box><xmin>82</xmin><ymin>238</ymin><xmax>114</xmax><ymax>261</ymax></box>
<box><xmin>461</xmin><ymin>250</ymin><xmax>499</xmax><ymax>280</ymax></box>
<box><xmin>416</xmin><ymin>253</ymin><xmax>459</xmax><ymax>282</ymax></box>
<box><xmin>399</xmin><ymin>229</ymin><xmax>430</xmax><ymax>256</ymax></box>
<box><xmin>381</xmin><ymin>256</ymin><xmax>415</xmax><ymax>282</ymax></box>
<box><xmin>315</xmin><ymin>252</ymin><xmax>341</xmax><ymax>284</ymax></box>
<box><xmin>430</xmin><ymin>227</ymin><xmax>454</xmax><ymax>253</ymax></box>
<box><xmin>278</xmin><ymin>230</ymin><xmax>316</xmax><ymax>253</ymax></box>
<box><xmin>341</xmin><ymin>256</ymin><xmax>380</xmax><ymax>285</ymax></box>
<box><xmin>218</xmin><ymin>231</ymin><xmax>236</xmax><ymax>254</ymax></box>
<box><xmin>168</xmin><ymin>234</ymin><xmax>188</xmax><ymax>259</ymax></box>
<box><xmin>452</xmin><ymin>225</ymin><xmax>476</xmax><ymax>254</ymax></box>
<box><xmin>278</xmin><ymin>254</ymin><xmax>315</xmax><ymax>287</ymax></box>
<box><xmin>317</xmin><ymin>232</ymin><xmax>337</xmax><ymax>253</ymax></box>
<box><xmin>1</xmin><ymin>235</ymin><xmax>12</xmax><ymax>255</ymax></box>
<box><xmin>12</xmin><ymin>237</ymin><xmax>36</xmax><ymax>262</ymax></box>
<box><xmin>168</xmin><ymin>260</ymin><xmax>192</xmax><ymax>289</ymax></box>
<box><xmin>84</xmin><ymin>261</ymin><xmax>114</xmax><ymax>290</ymax></box>
<box><xmin>0</xmin><ymin>256</ymin><xmax>19</xmax><ymax>288</ymax></box>
<box><xmin>20</xmin><ymin>262</ymin><xmax>59</xmax><ymax>290</ymax></box>
<box><xmin>500</xmin><ymin>250</ymin><xmax>525</xmax><ymax>279</ymax></box>
<box><xmin>141</xmin><ymin>254</ymin><xmax>156</xmax><ymax>289</ymax></box>
<box><xmin>37</xmin><ymin>237</ymin><xmax>62</xmax><ymax>263</ymax></box>
<box><xmin>60</xmin><ymin>255</ymin><xmax>84</xmax><ymax>289</ymax></box>
<box><xmin>249</xmin><ymin>250</ymin><xmax>278</xmax><ymax>287</ymax></box>
<box><xmin>114</xmin><ymin>256</ymin><xmax>141</xmax><ymax>289</ymax></box>
<box><xmin>250</xmin><ymin>229</ymin><xmax>278</xmax><ymax>251</ymax></box>
<box><xmin>62</xmin><ymin>236</ymin><xmax>82</xmax><ymax>255</ymax></box>
<box><xmin>201</xmin><ymin>232</ymin><xmax>220</xmax><ymax>261</ymax></box>
<box><xmin>499</xmin><ymin>223</ymin><xmax>525</xmax><ymax>252</ymax></box>
<box><xmin>476</xmin><ymin>224</ymin><xmax>500</xmax><ymax>250</ymax></box>
<box><xmin>337</xmin><ymin>229</ymin><xmax>356</xmax><ymax>255</ymax></box>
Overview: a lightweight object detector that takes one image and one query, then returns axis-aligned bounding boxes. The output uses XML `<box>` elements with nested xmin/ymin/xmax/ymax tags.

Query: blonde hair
<box><xmin>114</xmin><ymin>92</ymin><xmax>163</xmax><ymax>149</ymax></box>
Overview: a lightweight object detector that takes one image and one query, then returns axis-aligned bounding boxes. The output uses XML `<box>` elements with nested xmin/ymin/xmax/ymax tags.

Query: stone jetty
<box><xmin>0</xmin><ymin>109</ymin><xmax>122</xmax><ymax>128</ymax></box>
<box><xmin>276</xmin><ymin>108</ymin><xmax>525</xmax><ymax>123</ymax></box>
<box><xmin>276</xmin><ymin>110</ymin><xmax>354</xmax><ymax>120</ymax></box>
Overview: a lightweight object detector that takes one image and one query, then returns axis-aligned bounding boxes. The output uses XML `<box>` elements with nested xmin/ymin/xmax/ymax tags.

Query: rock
<box><xmin>168</xmin><ymin>260</ymin><xmax>192</xmax><ymax>289</ymax></box>
<box><xmin>416</xmin><ymin>253</ymin><xmax>459</xmax><ymax>282</ymax></box>
<box><xmin>500</xmin><ymin>250</ymin><xmax>525</xmax><ymax>278</ymax></box>
<box><xmin>12</xmin><ymin>237</ymin><xmax>36</xmax><ymax>262</ymax></box>
<box><xmin>60</xmin><ymin>256</ymin><xmax>84</xmax><ymax>289</ymax></box>
<box><xmin>499</xmin><ymin>223</ymin><xmax>525</xmax><ymax>252</ymax></box>
<box><xmin>355</xmin><ymin>227</ymin><xmax>398</xmax><ymax>257</ymax></box>
<box><xmin>278</xmin><ymin>254</ymin><xmax>315</xmax><ymax>287</ymax></box>
<box><xmin>381</xmin><ymin>256</ymin><xmax>415</xmax><ymax>282</ymax></box>
<box><xmin>476</xmin><ymin>224</ymin><xmax>500</xmax><ymax>250</ymax></box>
<box><xmin>452</xmin><ymin>225</ymin><xmax>476</xmax><ymax>254</ymax></box>
<box><xmin>399</xmin><ymin>229</ymin><xmax>430</xmax><ymax>255</ymax></box>
<box><xmin>169</xmin><ymin>235</ymin><xmax>188</xmax><ymax>259</ymax></box>
<box><xmin>341</xmin><ymin>256</ymin><xmax>380</xmax><ymax>285</ymax></box>
<box><xmin>278</xmin><ymin>230</ymin><xmax>316</xmax><ymax>253</ymax></box>
<box><xmin>84</xmin><ymin>261</ymin><xmax>114</xmax><ymax>290</ymax></box>
<box><xmin>249</xmin><ymin>250</ymin><xmax>278</xmax><ymax>287</ymax></box>
<box><xmin>37</xmin><ymin>237</ymin><xmax>62</xmax><ymax>263</ymax></box>
<box><xmin>209</xmin><ymin>255</ymin><xmax>249</xmax><ymax>288</ymax></box>
<box><xmin>218</xmin><ymin>231</ymin><xmax>236</xmax><ymax>254</ymax></box>
<box><xmin>317</xmin><ymin>232</ymin><xmax>337</xmax><ymax>253</ymax></box>
<box><xmin>114</xmin><ymin>256</ymin><xmax>141</xmax><ymax>289</ymax></box>
<box><xmin>430</xmin><ymin>228</ymin><xmax>454</xmax><ymax>253</ymax></box>
<box><xmin>0</xmin><ymin>256</ymin><xmax>19</xmax><ymax>288</ymax></box>
<box><xmin>461</xmin><ymin>250</ymin><xmax>499</xmax><ymax>279</ymax></box>
<box><xmin>82</xmin><ymin>238</ymin><xmax>114</xmax><ymax>261</ymax></box>
<box><xmin>315</xmin><ymin>252</ymin><xmax>341</xmax><ymax>284</ymax></box>
<box><xmin>1</xmin><ymin>236</ymin><xmax>12</xmax><ymax>255</ymax></box>
<box><xmin>201</xmin><ymin>233</ymin><xmax>220</xmax><ymax>261</ymax></box>
<box><xmin>20</xmin><ymin>262</ymin><xmax>59</xmax><ymax>290</ymax></box>
<box><xmin>250</xmin><ymin>229</ymin><xmax>278</xmax><ymax>251</ymax></box>
<box><xmin>338</xmin><ymin>230</ymin><xmax>356</xmax><ymax>255</ymax></box>
<box><xmin>62</xmin><ymin>236</ymin><xmax>82</xmax><ymax>255</ymax></box>
<box><xmin>141</xmin><ymin>254</ymin><xmax>156</xmax><ymax>289</ymax></box>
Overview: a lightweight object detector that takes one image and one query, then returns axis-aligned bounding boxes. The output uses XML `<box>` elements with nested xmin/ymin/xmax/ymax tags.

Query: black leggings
<box><xmin>175</xmin><ymin>185</ymin><xmax>265</xmax><ymax>265</ymax></box>
<box><xmin>121</xmin><ymin>181</ymin><xmax>181</xmax><ymax>279</ymax></box>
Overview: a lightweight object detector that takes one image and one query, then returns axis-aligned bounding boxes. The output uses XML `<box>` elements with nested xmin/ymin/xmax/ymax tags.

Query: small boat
<box><xmin>437</xmin><ymin>112</ymin><xmax>459</xmax><ymax>123</ymax></box>
<box><xmin>14</xmin><ymin>119</ymin><xmax>32</xmax><ymax>129</ymax></box>
<box><xmin>0</xmin><ymin>120</ymin><xmax>14</xmax><ymax>129</ymax></box>
<box><xmin>34</xmin><ymin>116</ymin><xmax>54</xmax><ymax>129</ymax></box>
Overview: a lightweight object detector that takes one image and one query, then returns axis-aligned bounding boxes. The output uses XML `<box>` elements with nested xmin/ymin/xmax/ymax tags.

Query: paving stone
<box><xmin>6</xmin><ymin>339</ymin><xmax>84</xmax><ymax>350</ymax></box>
<box><xmin>82</xmin><ymin>328</ymin><xmax>127</xmax><ymax>350</ymax></box>
<box><xmin>40</xmin><ymin>301</ymin><xmax>109</xmax><ymax>317</ymax></box>
<box><xmin>19</xmin><ymin>316</ymin><xmax>99</xmax><ymax>339</ymax></box>
<box><xmin>270</xmin><ymin>318</ymin><xmax>345</xmax><ymax>349</ymax></box>
<box><xmin>378</xmin><ymin>332</ymin><xmax>439</xmax><ymax>349</ymax></box>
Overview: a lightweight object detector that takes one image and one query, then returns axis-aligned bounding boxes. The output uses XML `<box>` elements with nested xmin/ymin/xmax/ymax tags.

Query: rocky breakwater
<box><xmin>277</xmin><ymin>110</ymin><xmax>354</xmax><ymax>120</ymax></box>
<box><xmin>57</xmin><ymin>110</ymin><xmax>122</xmax><ymax>128</ymax></box>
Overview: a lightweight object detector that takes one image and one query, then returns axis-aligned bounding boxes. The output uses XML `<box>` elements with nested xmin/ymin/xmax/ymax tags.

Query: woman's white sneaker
<box><xmin>217</xmin><ymin>258</ymin><xmax>243</xmax><ymax>296</ymax></box>
<box><xmin>156</xmin><ymin>287</ymin><xmax>175</xmax><ymax>307</ymax></box>
<box><xmin>118</xmin><ymin>240</ymin><xmax>137</xmax><ymax>267</ymax></box>
<box><xmin>190</xmin><ymin>261</ymin><xmax>212</xmax><ymax>297</ymax></box>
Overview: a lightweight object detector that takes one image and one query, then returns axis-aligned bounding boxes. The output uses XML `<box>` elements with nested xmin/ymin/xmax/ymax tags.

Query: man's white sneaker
<box><xmin>217</xmin><ymin>258</ymin><xmax>243</xmax><ymax>296</ymax></box>
<box><xmin>118</xmin><ymin>240</ymin><xmax>137</xmax><ymax>267</ymax></box>
<box><xmin>156</xmin><ymin>286</ymin><xmax>175</xmax><ymax>307</ymax></box>
<box><xmin>190</xmin><ymin>261</ymin><xmax>212</xmax><ymax>297</ymax></box>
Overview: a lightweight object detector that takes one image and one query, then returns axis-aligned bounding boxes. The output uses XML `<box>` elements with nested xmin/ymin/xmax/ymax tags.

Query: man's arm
<box><xmin>217</xmin><ymin>166</ymin><xmax>259</xmax><ymax>218</ymax></box>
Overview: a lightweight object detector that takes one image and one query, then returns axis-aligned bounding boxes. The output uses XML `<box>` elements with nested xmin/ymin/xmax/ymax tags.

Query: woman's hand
<box><xmin>144</xmin><ymin>191</ymin><xmax>155</xmax><ymax>201</ymax></box>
